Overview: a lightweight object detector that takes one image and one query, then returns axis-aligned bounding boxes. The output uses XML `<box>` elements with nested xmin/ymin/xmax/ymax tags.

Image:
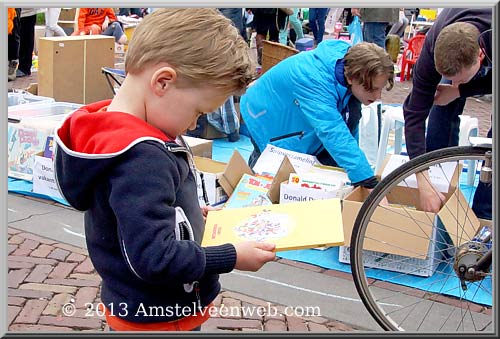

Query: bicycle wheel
<box><xmin>350</xmin><ymin>146</ymin><xmax>493</xmax><ymax>332</ymax></box>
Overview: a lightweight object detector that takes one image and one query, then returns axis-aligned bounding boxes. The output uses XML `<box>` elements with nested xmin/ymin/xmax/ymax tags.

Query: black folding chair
<box><xmin>101</xmin><ymin>67</ymin><xmax>126</xmax><ymax>95</ymax></box>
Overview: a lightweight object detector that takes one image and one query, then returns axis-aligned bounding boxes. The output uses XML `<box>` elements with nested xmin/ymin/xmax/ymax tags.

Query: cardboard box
<box><xmin>339</xmin><ymin>182</ymin><xmax>480</xmax><ymax>276</ymax></box>
<box><xmin>193</xmin><ymin>150</ymin><xmax>253</xmax><ymax>206</ymax></box>
<box><xmin>32</xmin><ymin>152</ymin><xmax>64</xmax><ymax>200</ymax></box>
<box><xmin>181</xmin><ymin>135</ymin><xmax>213</xmax><ymax>159</ymax></box>
<box><xmin>7</xmin><ymin>115</ymin><xmax>68</xmax><ymax>181</ymax></box>
<box><xmin>38</xmin><ymin>36</ymin><xmax>115</xmax><ymax>104</ymax></box>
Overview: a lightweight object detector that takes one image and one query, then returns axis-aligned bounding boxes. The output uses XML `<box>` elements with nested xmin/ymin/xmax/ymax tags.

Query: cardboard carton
<box><xmin>339</xmin><ymin>168</ymin><xmax>480</xmax><ymax>276</ymax></box>
<box><xmin>181</xmin><ymin>135</ymin><xmax>213</xmax><ymax>159</ymax></box>
<box><xmin>38</xmin><ymin>36</ymin><xmax>115</xmax><ymax>104</ymax></box>
<box><xmin>193</xmin><ymin>150</ymin><xmax>253</xmax><ymax>206</ymax></box>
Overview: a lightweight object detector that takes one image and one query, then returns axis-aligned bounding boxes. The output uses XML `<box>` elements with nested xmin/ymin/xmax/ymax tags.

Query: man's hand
<box><xmin>434</xmin><ymin>84</ymin><xmax>460</xmax><ymax>106</ymax></box>
<box><xmin>416</xmin><ymin>171</ymin><xmax>446</xmax><ymax>212</ymax></box>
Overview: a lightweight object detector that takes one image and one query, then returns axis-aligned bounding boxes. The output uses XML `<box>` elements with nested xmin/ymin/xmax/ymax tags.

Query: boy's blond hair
<box><xmin>125</xmin><ymin>8</ymin><xmax>254</xmax><ymax>93</ymax></box>
<box><xmin>344</xmin><ymin>42</ymin><xmax>394</xmax><ymax>91</ymax></box>
<box><xmin>434</xmin><ymin>22</ymin><xmax>480</xmax><ymax>77</ymax></box>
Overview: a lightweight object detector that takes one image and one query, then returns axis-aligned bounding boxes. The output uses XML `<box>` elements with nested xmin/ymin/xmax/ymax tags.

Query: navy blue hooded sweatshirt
<box><xmin>54</xmin><ymin>100</ymin><xmax>237</xmax><ymax>323</ymax></box>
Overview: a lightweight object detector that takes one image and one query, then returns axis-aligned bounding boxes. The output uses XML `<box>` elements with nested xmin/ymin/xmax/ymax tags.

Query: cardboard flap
<box><xmin>438</xmin><ymin>188</ymin><xmax>480</xmax><ymax>246</ymax></box>
<box><xmin>267</xmin><ymin>156</ymin><xmax>296</xmax><ymax>203</ymax></box>
<box><xmin>218</xmin><ymin>150</ymin><xmax>254</xmax><ymax>196</ymax></box>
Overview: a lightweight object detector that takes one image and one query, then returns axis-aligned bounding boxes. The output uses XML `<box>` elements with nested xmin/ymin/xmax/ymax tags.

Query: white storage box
<box><xmin>8</xmin><ymin>101</ymin><xmax>81</xmax><ymax>122</ymax></box>
<box><xmin>8</xmin><ymin>92</ymin><xmax>55</xmax><ymax>107</ymax></box>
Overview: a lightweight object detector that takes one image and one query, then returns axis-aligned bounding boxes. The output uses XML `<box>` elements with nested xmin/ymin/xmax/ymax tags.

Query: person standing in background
<box><xmin>8</xmin><ymin>8</ymin><xmax>21</xmax><ymax>81</ymax></box>
<box><xmin>16</xmin><ymin>8</ymin><xmax>45</xmax><ymax>78</ymax></box>
<box><xmin>279</xmin><ymin>8</ymin><xmax>304</xmax><ymax>46</ymax></box>
<box><xmin>45</xmin><ymin>8</ymin><xmax>67</xmax><ymax>37</ymax></box>
<box><xmin>308</xmin><ymin>8</ymin><xmax>329</xmax><ymax>46</ymax></box>
<box><xmin>351</xmin><ymin>8</ymin><xmax>399</xmax><ymax>49</ymax></box>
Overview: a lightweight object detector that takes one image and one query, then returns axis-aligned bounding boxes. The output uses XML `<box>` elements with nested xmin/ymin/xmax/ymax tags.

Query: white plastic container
<box><xmin>8</xmin><ymin>101</ymin><xmax>81</xmax><ymax>122</ymax></box>
<box><xmin>8</xmin><ymin>92</ymin><xmax>55</xmax><ymax>107</ymax></box>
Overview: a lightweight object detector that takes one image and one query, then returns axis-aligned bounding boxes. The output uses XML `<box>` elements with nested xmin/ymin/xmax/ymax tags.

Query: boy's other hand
<box><xmin>434</xmin><ymin>84</ymin><xmax>460</xmax><ymax>106</ymax></box>
<box><xmin>234</xmin><ymin>241</ymin><xmax>276</xmax><ymax>271</ymax></box>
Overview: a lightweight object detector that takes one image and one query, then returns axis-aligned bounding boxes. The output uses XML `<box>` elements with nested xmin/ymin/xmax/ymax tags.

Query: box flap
<box><xmin>267</xmin><ymin>156</ymin><xmax>296</xmax><ymax>203</ymax></box>
<box><xmin>193</xmin><ymin>156</ymin><xmax>226</xmax><ymax>173</ymax></box>
<box><xmin>437</xmin><ymin>187</ymin><xmax>480</xmax><ymax>247</ymax></box>
<box><xmin>218</xmin><ymin>150</ymin><xmax>254</xmax><ymax>196</ymax></box>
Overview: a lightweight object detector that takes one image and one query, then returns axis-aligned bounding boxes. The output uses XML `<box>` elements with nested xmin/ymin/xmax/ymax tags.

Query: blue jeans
<box><xmin>426</xmin><ymin>78</ymin><xmax>465</xmax><ymax>152</ymax></box>
<box><xmin>471</xmin><ymin>128</ymin><xmax>492</xmax><ymax>220</ymax></box>
<box><xmin>309</xmin><ymin>8</ymin><xmax>329</xmax><ymax>44</ymax></box>
<box><xmin>362</xmin><ymin>22</ymin><xmax>388</xmax><ymax>49</ymax></box>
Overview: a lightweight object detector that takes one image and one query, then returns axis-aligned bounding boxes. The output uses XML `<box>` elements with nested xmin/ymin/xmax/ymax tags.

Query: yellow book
<box><xmin>202</xmin><ymin>199</ymin><xmax>344</xmax><ymax>252</ymax></box>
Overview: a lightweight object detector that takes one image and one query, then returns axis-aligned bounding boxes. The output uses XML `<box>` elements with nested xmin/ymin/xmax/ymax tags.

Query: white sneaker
<box><xmin>8</xmin><ymin>59</ymin><xmax>18</xmax><ymax>82</ymax></box>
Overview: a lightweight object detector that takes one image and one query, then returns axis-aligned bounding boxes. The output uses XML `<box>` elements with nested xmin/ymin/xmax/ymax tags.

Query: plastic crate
<box><xmin>8</xmin><ymin>92</ymin><xmax>55</xmax><ymax>107</ymax></box>
<box><xmin>8</xmin><ymin>101</ymin><xmax>82</xmax><ymax>122</ymax></box>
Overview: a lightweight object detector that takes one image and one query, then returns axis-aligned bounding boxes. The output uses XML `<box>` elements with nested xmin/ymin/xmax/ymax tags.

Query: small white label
<box><xmin>58</xmin><ymin>43</ymin><xmax>65</xmax><ymax>47</ymax></box>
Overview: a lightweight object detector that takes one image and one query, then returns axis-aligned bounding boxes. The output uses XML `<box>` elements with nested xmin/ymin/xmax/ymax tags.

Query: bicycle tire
<box><xmin>350</xmin><ymin>146</ymin><xmax>493</xmax><ymax>332</ymax></box>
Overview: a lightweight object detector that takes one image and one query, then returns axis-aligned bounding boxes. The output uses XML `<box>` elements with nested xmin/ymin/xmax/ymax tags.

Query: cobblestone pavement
<box><xmin>7</xmin><ymin>225</ymin><xmax>366</xmax><ymax>333</ymax></box>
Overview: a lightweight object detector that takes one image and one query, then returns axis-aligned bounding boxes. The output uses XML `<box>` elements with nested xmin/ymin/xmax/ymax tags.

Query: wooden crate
<box><xmin>261</xmin><ymin>40</ymin><xmax>299</xmax><ymax>74</ymax></box>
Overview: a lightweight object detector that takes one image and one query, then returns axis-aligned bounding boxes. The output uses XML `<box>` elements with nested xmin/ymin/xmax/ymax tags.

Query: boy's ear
<box><xmin>151</xmin><ymin>66</ymin><xmax>178</xmax><ymax>95</ymax></box>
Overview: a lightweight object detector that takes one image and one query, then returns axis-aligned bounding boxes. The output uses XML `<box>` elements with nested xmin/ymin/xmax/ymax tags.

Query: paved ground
<box><xmin>7</xmin><ymin>223</ymin><xmax>365</xmax><ymax>332</ymax></box>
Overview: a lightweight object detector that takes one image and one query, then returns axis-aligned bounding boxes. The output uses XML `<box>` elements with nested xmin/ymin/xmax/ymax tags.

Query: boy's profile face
<box><xmin>349</xmin><ymin>74</ymin><xmax>389</xmax><ymax>106</ymax></box>
<box><xmin>148</xmin><ymin>82</ymin><xmax>230</xmax><ymax>138</ymax></box>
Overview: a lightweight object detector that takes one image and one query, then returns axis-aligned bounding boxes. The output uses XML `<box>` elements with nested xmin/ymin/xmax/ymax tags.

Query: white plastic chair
<box><xmin>458</xmin><ymin>115</ymin><xmax>479</xmax><ymax>186</ymax></box>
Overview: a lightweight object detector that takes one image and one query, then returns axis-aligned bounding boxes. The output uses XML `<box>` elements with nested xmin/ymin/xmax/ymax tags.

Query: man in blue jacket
<box><xmin>240</xmin><ymin>40</ymin><xmax>394</xmax><ymax>189</ymax></box>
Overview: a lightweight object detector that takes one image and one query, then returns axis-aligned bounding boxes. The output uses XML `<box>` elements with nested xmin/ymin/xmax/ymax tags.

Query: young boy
<box><xmin>54</xmin><ymin>9</ymin><xmax>276</xmax><ymax>331</ymax></box>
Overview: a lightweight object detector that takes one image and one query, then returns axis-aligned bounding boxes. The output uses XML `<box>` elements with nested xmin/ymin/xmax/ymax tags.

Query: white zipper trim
<box><xmin>122</xmin><ymin>240</ymin><xmax>144</xmax><ymax>281</ymax></box>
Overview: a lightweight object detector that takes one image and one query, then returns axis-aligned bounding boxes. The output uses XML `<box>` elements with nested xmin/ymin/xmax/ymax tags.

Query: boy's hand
<box><xmin>416</xmin><ymin>171</ymin><xmax>445</xmax><ymax>212</ymax></box>
<box><xmin>234</xmin><ymin>241</ymin><xmax>276</xmax><ymax>271</ymax></box>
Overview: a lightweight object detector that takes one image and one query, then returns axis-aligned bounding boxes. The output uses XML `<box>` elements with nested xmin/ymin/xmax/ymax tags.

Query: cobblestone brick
<box><xmin>48</xmin><ymin>262</ymin><xmax>78</xmax><ymax>279</ymax></box>
<box><xmin>19</xmin><ymin>282</ymin><xmax>77</xmax><ymax>294</ymax></box>
<box><xmin>53</xmin><ymin>243</ymin><xmax>89</xmax><ymax>256</ymax></box>
<box><xmin>307</xmin><ymin>321</ymin><xmax>330</xmax><ymax>332</ymax></box>
<box><xmin>74</xmin><ymin>258</ymin><xmax>95</xmax><ymax>274</ymax></box>
<box><xmin>8</xmin><ymin>296</ymin><xmax>26</xmax><ymax>306</ymax></box>
<box><xmin>13</xmin><ymin>299</ymin><xmax>49</xmax><ymax>324</ymax></box>
<box><xmin>220</xmin><ymin>297</ymin><xmax>242</xmax><ymax>318</ymax></box>
<box><xmin>74</xmin><ymin>287</ymin><xmax>99</xmax><ymax>309</ymax></box>
<box><xmin>264</xmin><ymin>318</ymin><xmax>287</xmax><ymax>332</ymax></box>
<box><xmin>8</xmin><ymin>255</ymin><xmax>58</xmax><ymax>265</ymax></box>
<box><xmin>20</xmin><ymin>238</ymin><xmax>40</xmax><ymax>250</ymax></box>
<box><xmin>326</xmin><ymin>320</ymin><xmax>358</xmax><ymax>331</ymax></box>
<box><xmin>69</xmin><ymin>273</ymin><xmax>102</xmax><ymax>282</ymax></box>
<box><xmin>8</xmin><ymin>244</ymin><xmax>18</xmax><ymax>255</ymax></box>
<box><xmin>8</xmin><ymin>228</ymin><xmax>22</xmax><ymax>235</ymax></box>
<box><xmin>8</xmin><ymin>268</ymin><xmax>31</xmax><ymax>288</ymax></box>
<box><xmin>221</xmin><ymin>291</ymin><xmax>270</xmax><ymax>307</ymax></box>
<box><xmin>8</xmin><ymin>305</ymin><xmax>21</xmax><ymax>326</ymax></box>
<box><xmin>48</xmin><ymin>248</ymin><xmax>71</xmax><ymax>261</ymax></box>
<box><xmin>202</xmin><ymin>318</ymin><xmax>262</xmax><ymax>331</ymax></box>
<box><xmin>42</xmin><ymin>293</ymin><xmax>73</xmax><ymax>316</ymax></box>
<box><xmin>30</xmin><ymin>244</ymin><xmax>55</xmax><ymax>258</ymax></box>
<box><xmin>12</xmin><ymin>247</ymin><xmax>32</xmax><ymax>256</ymax></box>
<box><xmin>8</xmin><ymin>235</ymin><xmax>24</xmax><ymax>245</ymax></box>
<box><xmin>286</xmin><ymin>316</ymin><xmax>308</xmax><ymax>332</ymax></box>
<box><xmin>19</xmin><ymin>232</ymin><xmax>58</xmax><ymax>245</ymax></box>
<box><xmin>25</xmin><ymin>264</ymin><xmax>53</xmax><ymax>283</ymax></box>
<box><xmin>9</xmin><ymin>324</ymin><xmax>73</xmax><ymax>331</ymax></box>
<box><xmin>38</xmin><ymin>315</ymin><xmax>103</xmax><ymax>330</ymax></box>
<box><xmin>44</xmin><ymin>278</ymin><xmax>100</xmax><ymax>287</ymax></box>
<box><xmin>8</xmin><ymin>287</ymin><xmax>53</xmax><ymax>300</ymax></box>
<box><xmin>66</xmin><ymin>253</ymin><xmax>87</xmax><ymax>263</ymax></box>
<box><xmin>8</xmin><ymin>259</ymin><xmax>35</xmax><ymax>270</ymax></box>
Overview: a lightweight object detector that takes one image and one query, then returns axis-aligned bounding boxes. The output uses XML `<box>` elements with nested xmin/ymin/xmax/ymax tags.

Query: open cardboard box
<box><xmin>339</xmin><ymin>155</ymin><xmax>480</xmax><ymax>276</ymax></box>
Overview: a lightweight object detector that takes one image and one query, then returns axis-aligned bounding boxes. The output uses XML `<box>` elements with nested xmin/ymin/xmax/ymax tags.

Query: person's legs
<box><xmin>17</xmin><ymin>14</ymin><xmax>37</xmax><ymax>76</ymax></box>
<box><xmin>45</xmin><ymin>8</ymin><xmax>66</xmax><ymax>37</ymax></box>
<box><xmin>425</xmin><ymin>98</ymin><xmax>465</xmax><ymax>152</ymax></box>
<box><xmin>363</xmin><ymin>22</ymin><xmax>388</xmax><ymax>49</ymax></box>
<box><xmin>288</xmin><ymin>8</ymin><xmax>304</xmax><ymax>40</ymax></box>
<box><xmin>315</xmin><ymin>8</ymin><xmax>329</xmax><ymax>44</ymax></box>
<box><xmin>471</xmin><ymin>128</ymin><xmax>492</xmax><ymax>220</ymax></box>
<box><xmin>8</xmin><ymin>9</ymin><xmax>21</xmax><ymax>81</ymax></box>
<box><xmin>308</xmin><ymin>8</ymin><xmax>318</xmax><ymax>42</ymax></box>
<box><xmin>278</xmin><ymin>16</ymin><xmax>289</xmax><ymax>45</ymax></box>
<box><xmin>102</xmin><ymin>22</ymin><xmax>127</xmax><ymax>44</ymax></box>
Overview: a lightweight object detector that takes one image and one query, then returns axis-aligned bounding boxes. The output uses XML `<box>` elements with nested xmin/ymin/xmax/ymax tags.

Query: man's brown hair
<box><xmin>344</xmin><ymin>42</ymin><xmax>394</xmax><ymax>91</ymax></box>
<box><xmin>125</xmin><ymin>8</ymin><xmax>255</xmax><ymax>93</ymax></box>
<box><xmin>434</xmin><ymin>22</ymin><xmax>480</xmax><ymax>77</ymax></box>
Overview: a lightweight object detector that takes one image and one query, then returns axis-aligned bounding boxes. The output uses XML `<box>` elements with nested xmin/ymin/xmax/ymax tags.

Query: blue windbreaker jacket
<box><xmin>240</xmin><ymin>39</ymin><xmax>374</xmax><ymax>184</ymax></box>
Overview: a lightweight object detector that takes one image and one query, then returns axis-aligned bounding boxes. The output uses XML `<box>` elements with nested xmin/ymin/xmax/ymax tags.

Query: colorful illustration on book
<box><xmin>233</xmin><ymin>209</ymin><xmax>296</xmax><ymax>242</ymax></box>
